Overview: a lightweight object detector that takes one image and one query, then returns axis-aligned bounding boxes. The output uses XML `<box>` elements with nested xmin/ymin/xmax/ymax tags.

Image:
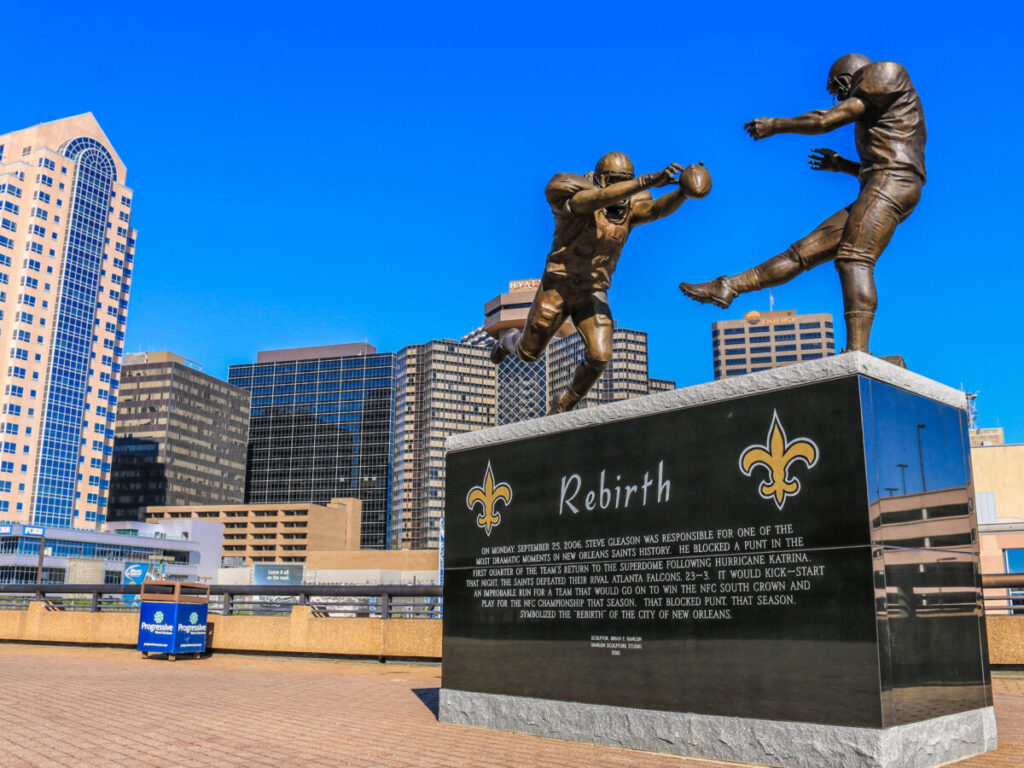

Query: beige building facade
<box><xmin>712</xmin><ymin>309</ymin><xmax>835</xmax><ymax>380</ymax></box>
<box><xmin>391</xmin><ymin>340</ymin><xmax>496</xmax><ymax>549</ymax></box>
<box><xmin>973</xmin><ymin>443</ymin><xmax>1024</xmax><ymax>588</ymax></box>
<box><xmin>146</xmin><ymin>499</ymin><xmax>362</xmax><ymax>565</ymax></box>
<box><xmin>0</xmin><ymin>113</ymin><xmax>135</xmax><ymax>527</ymax></box>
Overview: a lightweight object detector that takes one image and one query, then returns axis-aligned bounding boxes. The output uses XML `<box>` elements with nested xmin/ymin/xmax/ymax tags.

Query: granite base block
<box><xmin>439</xmin><ymin>689</ymin><xmax>997</xmax><ymax>768</ymax></box>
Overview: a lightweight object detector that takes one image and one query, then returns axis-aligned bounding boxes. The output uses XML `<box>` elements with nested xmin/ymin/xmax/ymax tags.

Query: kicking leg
<box><xmin>680</xmin><ymin>207</ymin><xmax>849</xmax><ymax>308</ymax></box>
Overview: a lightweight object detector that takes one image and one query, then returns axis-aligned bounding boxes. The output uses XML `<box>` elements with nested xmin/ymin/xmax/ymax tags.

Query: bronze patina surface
<box><xmin>679</xmin><ymin>54</ymin><xmax>926</xmax><ymax>354</ymax></box>
<box><xmin>492</xmin><ymin>153</ymin><xmax>710</xmax><ymax>414</ymax></box>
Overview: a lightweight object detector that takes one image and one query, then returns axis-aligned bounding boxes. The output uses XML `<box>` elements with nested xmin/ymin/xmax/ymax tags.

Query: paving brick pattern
<box><xmin>0</xmin><ymin>643</ymin><xmax>1020</xmax><ymax>767</ymax></box>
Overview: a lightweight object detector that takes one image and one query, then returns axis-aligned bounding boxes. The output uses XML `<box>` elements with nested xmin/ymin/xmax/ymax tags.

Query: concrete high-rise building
<box><xmin>0</xmin><ymin>114</ymin><xmax>135</xmax><ymax>527</ymax></box>
<box><xmin>108</xmin><ymin>351</ymin><xmax>250</xmax><ymax>521</ymax></box>
<box><xmin>146</xmin><ymin>498</ymin><xmax>362</xmax><ymax>566</ymax></box>
<box><xmin>547</xmin><ymin>327</ymin><xmax>661</xmax><ymax>410</ymax></box>
<box><xmin>711</xmin><ymin>310</ymin><xmax>835</xmax><ymax>380</ymax></box>
<box><xmin>390</xmin><ymin>340</ymin><xmax>496</xmax><ymax>549</ymax></box>
<box><xmin>227</xmin><ymin>344</ymin><xmax>394</xmax><ymax>549</ymax></box>
<box><xmin>470</xmin><ymin>280</ymin><xmax>675</xmax><ymax>423</ymax></box>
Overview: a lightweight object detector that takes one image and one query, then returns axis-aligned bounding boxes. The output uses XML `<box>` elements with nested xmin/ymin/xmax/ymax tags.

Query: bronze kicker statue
<box><xmin>679</xmin><ymin>54</ymin><xmax>926</xmax><ymax>353</ymax></box>
<box><xmin>491</xmin><ymin>152</ymin><xmax>711</xmax><ymax>414</ymax></box>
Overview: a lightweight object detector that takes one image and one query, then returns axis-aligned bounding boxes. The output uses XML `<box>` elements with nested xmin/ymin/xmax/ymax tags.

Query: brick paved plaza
<box><xmin>0</xmin><ymin>643</ymin><xmax>1020</xmax><ymax>767</ymax></box>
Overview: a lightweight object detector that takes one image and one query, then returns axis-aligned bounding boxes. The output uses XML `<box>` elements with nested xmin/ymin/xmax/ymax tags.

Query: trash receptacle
<box><xmin>137</xmin><ymin>581</ymin><xmax>210</xmax><ymax>660</ymax></box>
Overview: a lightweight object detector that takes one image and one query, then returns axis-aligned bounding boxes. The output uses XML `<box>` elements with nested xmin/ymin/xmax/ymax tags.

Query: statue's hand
<box><xmin>809</xmin><ymin>148</ymin><xmax>843</xmax><ymax>172</ymax></box>
<box><xmin>641</xmin><ymin>163</ymin><xmax>683</xmax><ymax>188</ymax></box>
<box><xmin>744</xmin><ymin>118</ymin><xmax>775</xmax><ymax>140</ymax></box>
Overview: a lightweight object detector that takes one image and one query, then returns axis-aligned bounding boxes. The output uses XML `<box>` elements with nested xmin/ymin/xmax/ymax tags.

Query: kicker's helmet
<box><xmin>827</xmin><ymin>53</ymin><xmax>872</xmax><ymax>100</ymax></box>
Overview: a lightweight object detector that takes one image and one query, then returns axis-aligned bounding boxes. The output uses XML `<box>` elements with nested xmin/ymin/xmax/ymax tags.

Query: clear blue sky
<box><xmin>5</xmin><ymin>2</ymin><xmax>1021</xmax><ymax>441</ymax></box>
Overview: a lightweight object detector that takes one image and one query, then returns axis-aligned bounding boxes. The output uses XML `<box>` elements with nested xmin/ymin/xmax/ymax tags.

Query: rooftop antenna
<box><xmin>964</xmin><ymin>390</ymin><xmax>979</xmax><ymax>431</ymax></box>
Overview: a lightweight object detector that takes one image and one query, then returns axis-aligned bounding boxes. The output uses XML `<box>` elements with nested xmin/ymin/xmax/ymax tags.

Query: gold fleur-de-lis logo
<box><xmin>466</xmin><ymin>461</ymin><xmax>512</xmax><ymax>536</ymax></box>
<box><xmin>739</xmin><ymin>410</ymin><xmax>819</xmax><ymax>509</ymax></box>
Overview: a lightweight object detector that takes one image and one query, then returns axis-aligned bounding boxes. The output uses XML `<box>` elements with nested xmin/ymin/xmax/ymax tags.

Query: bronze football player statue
<box><xmin>679</xmin><ymin>54</ymin><xmax>926</xmax><ymax>354</ymax></box>
<box><xmin>491</xmin><ymin>152</ymin><xmax>711</xmax><ymax>414</ymax></box>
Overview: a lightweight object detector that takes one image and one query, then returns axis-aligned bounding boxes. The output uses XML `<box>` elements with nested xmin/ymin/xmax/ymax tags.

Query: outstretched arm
<box><xmin>631</xmin><ymin>187</ymin><xmax>687</xmax><ymax>225</ymax></box>
<box><xmin>745</xmin><ymin>97</ymin><xmax>866</xmax><ymax>140</ymax></box>
<box><xmin>808</xmin><ymin>148</ymin><xmax>860</xmax><ymax>176</ymax></box>
<box><xmin>568</xmin><ymin>164</ymin><xmax>681</xmax><ymax>215</ymax></box>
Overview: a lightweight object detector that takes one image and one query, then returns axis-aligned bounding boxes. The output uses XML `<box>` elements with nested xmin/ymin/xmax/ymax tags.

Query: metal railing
<box><xmin>982</xmin><ymin>573</ymin><xmax>1024</xmax><ymax>616</ymax></box>
<box><xmin>0</xmin><ymin>583</ymin><xmax>443</xmax><ymax>619</ymax></box>
<box><xmin>2</xmin><ymin>575</ymin><xmax>1023</xmax><ymax>617</ymax></box>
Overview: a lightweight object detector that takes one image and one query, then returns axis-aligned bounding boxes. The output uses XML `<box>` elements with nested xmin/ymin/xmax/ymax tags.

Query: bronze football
<box><xmin>679</xmin><ymin>162</ymin><xmax>711</xmax><ymax>198</ymax></box>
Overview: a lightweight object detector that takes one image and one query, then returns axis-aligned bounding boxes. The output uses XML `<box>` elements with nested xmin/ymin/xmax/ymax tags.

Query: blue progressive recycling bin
<box><xmin>137</xmin><ymin>581</ymin><xmax>210</xmax><ymax>659</ymax></box>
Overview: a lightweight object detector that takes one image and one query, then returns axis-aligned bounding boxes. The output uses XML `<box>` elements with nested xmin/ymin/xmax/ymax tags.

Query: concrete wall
<box><xmin>304</xmin><ymin>549</ymin><xmax>438</xmax><ymax>571</ymax></box>
<box><xmin>0</xmin><ymin>602</ymin><xmax>441</xmax><ymax>660</ymax></box>
<box><xmin>3</xmin><ymin>603</ymin><xmax>1020</xmax><ymax>666</ymax></box>
<box><xmin>985</xmin><ymin>616</ymin><xmax>1024</xmax><ymax>664</ymax></box>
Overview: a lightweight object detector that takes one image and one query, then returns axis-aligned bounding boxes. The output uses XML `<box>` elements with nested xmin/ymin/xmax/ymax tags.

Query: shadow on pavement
<box><xmin>413</xmin><ymin>687</ymin><xmax>439</xmax><ymax>718</ymax></box>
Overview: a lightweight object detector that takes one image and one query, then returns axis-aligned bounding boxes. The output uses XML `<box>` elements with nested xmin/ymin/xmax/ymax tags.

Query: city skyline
<box><xmin>2</xmin><ymin>4</ymin><xmax>1019</xmax><ymax>441</ymax></box>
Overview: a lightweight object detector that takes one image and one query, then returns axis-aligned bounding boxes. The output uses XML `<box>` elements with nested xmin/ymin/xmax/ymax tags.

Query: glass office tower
<box><xmin>109</xmin><ymin>352</ymin><xmax>250</xmax><ymax>521</ymax></box>
<box><xmin>0</xmin><ymin>114</ymin><xmax>134</xmax><ymax>528</ymax></box>
<box><xmin>227</xmin><ymin>344</ymin><xmax>394</xmax><ymax>549</ymax></box>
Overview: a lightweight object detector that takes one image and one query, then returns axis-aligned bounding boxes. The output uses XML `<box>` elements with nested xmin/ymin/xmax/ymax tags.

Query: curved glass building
<box><xmin>0</xmin><ymin>114</ymin><xmax>135</xmax><ymax>529</ymax></box>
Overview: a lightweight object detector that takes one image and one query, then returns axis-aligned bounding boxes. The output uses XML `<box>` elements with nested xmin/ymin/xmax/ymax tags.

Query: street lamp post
<box><xmin>896</xmin><ymin>463</ymin><xmax>908</xmax><ymax>495</ymax></box>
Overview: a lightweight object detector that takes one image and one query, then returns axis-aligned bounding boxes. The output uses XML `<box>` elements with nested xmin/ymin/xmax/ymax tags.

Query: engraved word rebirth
<box><xmin>739</xmin><ymin>411</ymin><xmax>819</xmax><ymax>510</ymax></box>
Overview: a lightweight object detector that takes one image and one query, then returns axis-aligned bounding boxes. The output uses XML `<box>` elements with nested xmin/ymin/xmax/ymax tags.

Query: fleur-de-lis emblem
<box><xmin>466</xmin><ymin>461</ymin><xmax>512</xmax><ymax>536</ymax></box>
<box><xmin>739</xmin><ymin>410</ymin><xmax>819</xmax><ymax>509</ymax></box>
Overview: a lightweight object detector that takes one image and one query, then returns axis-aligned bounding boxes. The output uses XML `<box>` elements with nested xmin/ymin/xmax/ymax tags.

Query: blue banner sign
<box><xmin>0</xmin><ymin>525</ymin><xmax>12</xmax><ymax>535</ymax></box>
<box><xmin>122</xmin><ymin>562</ymin><xmax>150</xmax><ymax>606</ymax></box>
<box><xmin>122</xmin><ymin>562</ymin><xmax>150</xmax><ymax>585</ymax></box>
<box><xmin>23</xmin><ymin>526</ymin><xmax>44</xmax><ymax>537</ymax></box>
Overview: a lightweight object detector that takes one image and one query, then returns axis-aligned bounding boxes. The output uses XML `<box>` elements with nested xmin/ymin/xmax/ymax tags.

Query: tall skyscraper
<box><xmin>0</xmin><ymin>114</ymin><xmax>135</xmax><ymax>527</ymax></box>
<box><xmin>390</xmin><ymin>340</ymin><xmax>496</xmax><ymax>549</ymax></box>
<box><xmin>227</xmin><ymin>344</ymin><xmax>394</xmax><ymax>549</ymax></box>
<box><xmin>547</xmin><ymin>327</ymin><xmax>661</xmax><ymax>410</ymax></box>
<box><xmin>711</xmin><ymin>310</ymin><xmax>836</xmax><ymax>380</ymax></box>
<box><xmin>108</xmin><ymin>351</ymin><xmax>250</xmax><ymax>521</ymax></box>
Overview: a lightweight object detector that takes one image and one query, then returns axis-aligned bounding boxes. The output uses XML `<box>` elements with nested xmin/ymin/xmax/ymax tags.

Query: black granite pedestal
<box><xmin>439</xmin><ymin>353</ymin><xmax>996</xmax><ymax>768</ymax></box>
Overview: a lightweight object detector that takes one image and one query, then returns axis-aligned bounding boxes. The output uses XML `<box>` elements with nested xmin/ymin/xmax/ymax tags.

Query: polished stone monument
<box><xmin>439</xmin><ymin>353</ymin><xmax>995</xmax><ymax>768</ymax></box>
